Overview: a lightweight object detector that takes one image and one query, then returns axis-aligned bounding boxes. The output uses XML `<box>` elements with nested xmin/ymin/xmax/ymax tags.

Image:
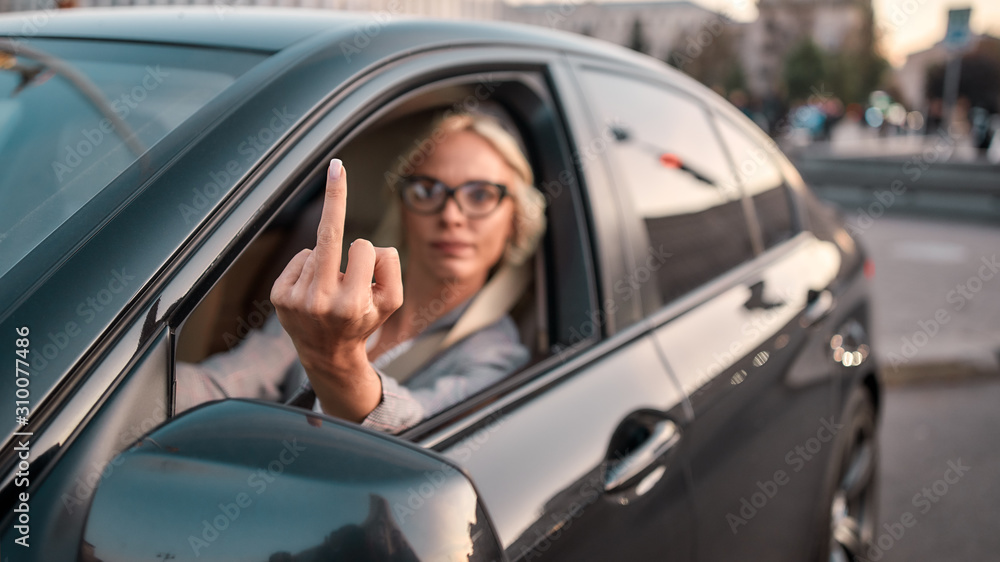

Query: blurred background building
<box><xmin>500</xmin><ymin>1</ymin><xmax>719</xmax><ymax>63</ymax></box>
<box><xmin>741</xmin><ymin>0</ymin><xmax>880</xmax><ymax>102</ymax></box>
<box><xmin>897</xmin><ymin>34</ymin><xmax>1000</xmax><ymax>118</ymax></box>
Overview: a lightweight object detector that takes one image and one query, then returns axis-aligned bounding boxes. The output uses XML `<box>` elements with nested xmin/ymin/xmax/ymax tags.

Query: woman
<box><xmin>176</xmin><ymin>113</ymin><xmax>546</xmax><ymax>433</ymax></box>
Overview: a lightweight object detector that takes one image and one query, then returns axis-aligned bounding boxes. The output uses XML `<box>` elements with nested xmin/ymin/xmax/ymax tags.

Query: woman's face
<box><xmin>403</xmin><ymin>129</ymin><xmax>517</xmax><ymax>286</ymax></box>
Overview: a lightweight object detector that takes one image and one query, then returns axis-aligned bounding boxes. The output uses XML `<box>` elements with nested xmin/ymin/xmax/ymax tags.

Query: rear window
<box><xmin>714</xmin><ymin>116</ymin><xmax>798</xmax><ymax>249</ymax></box>
<box><xmin>578</xmin><ymin>68</ymin><xmax>755</xmax><ymax>307</ymax></box>
<box><xmin>0</xmin><ymin>38</ymin><xmax>266</xmax><ymax>278</ymax></box>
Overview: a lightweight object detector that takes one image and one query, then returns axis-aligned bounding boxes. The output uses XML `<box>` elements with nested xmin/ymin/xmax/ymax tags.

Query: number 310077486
<box><xmin>15</xmin><ymin>326</ymin><xmax>30</xmax><ymax>426</ymax></box>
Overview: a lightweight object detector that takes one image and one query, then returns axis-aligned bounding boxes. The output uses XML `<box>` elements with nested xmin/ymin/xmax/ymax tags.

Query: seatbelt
<box><xmin>379</xmin><ymin>259</ymin><xmax>532</xmax><ymax>383</ymax></box>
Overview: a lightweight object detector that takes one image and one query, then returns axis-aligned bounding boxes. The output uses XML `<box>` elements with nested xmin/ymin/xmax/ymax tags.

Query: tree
<box><xmin>823</xmin><ymin>2</ymin><xmax>888</xmax><ymax>105</ymax></box>
<box><xmin>783</xmin><ymin>39</ymin><xmax>826</xmax><ymax>102</ymax></box>
<box><xmin>628</xmin><ymin>18</ymin><xmax>649</xmax><ymax>54</ymax></box>
<box><xmin>724</xmin><ymin>60</ymin><xmax>747</xmax><ymax>94</ymax></box>
<box><xmin>663</xmin><ymin>17</ymin><xmax>744</xmax><ymax>95</ymax></box>
<box><xmin>820</xmin><ymin>49</ymin><xmax>889</xmax><ymax>106</ymax></box>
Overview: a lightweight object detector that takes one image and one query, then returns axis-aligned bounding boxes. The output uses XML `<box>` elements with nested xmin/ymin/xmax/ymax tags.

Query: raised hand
<box><xmin>270</xmin><ymin>159</ymin><xmax>403</xmax><ymax>421</ymax></box>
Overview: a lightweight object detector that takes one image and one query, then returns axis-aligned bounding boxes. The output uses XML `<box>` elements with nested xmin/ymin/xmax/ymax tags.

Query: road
<box><xmin>821</xmin><ymin>199</ymin><xmax>1000</xmax><ymax>561</ymax></box>
<box><xmin>856</xmin><ymin>214</ymin><xmax>1000</xmax><ymax>381</ymax></box>
<box><xmin>876</xmin><ymin>376</ymin><xmax>1000</xmax><ymax>561</ymax></box>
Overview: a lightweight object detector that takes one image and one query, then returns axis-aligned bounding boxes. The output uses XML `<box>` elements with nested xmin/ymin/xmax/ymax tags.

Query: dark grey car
<box><xmin>0</xmin><ymin>8</ymin><xmax>880</xmax><ymax>561</ymax></box>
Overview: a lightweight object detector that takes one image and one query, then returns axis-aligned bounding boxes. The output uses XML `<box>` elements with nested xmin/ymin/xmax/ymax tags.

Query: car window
<box><xmin>578</xmin><ymin>68</ymin><xmax>755</xmax><ymax>306</ymax></box>
<box><xmin>0</xmin><ymin>38</ymin><xmax>266</xmax><ymax>279</ymax></box>
<box><xmin>170</xmin><ymin>71</ymin><xmax>594</xmax><ymax>434</ymax></box>
<box><xmin>714</xmin><ymin>116</ymin><xmax>798</xmax><ymax>249</ymax></box>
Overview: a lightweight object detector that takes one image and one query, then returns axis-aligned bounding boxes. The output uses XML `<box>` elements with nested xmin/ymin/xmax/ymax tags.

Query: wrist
<box><xmin>299</xmin><ymin>342</ymin><xmax>368</xmax><ymax>382</ymax></box>
<box><xmin>301</xmin><ymin>344</ymin><xmax>382</xmax><ymax>422</ymax></box>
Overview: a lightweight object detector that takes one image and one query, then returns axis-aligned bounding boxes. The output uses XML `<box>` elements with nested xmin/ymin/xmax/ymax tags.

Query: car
<box><xmin>0</xmin><ymin>7</ymin><xmax>881</xmax><ymax>561</ymax></box>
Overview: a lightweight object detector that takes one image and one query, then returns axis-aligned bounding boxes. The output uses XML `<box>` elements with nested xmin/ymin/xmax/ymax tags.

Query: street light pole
<box><xmin>940</xmin><ymin>7</ymin><xmax>972</xmax><ymax>136</ymax></box>
<box><xmin>941</xmin><ymin>52</ymin><xmax>962</xmax><ymax>134</ymax></box>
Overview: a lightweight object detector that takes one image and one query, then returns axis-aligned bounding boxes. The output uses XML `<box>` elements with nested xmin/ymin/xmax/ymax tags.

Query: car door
<box><xmin>670</xmin><ymin>110</ymin><xmax>848</xmax><ymax>560</ymax></box>
<box><xmin>407</xmin><ymin>56</ymin><xmax>697</xmax><ymax>561</ymax></box>
<box><xmin>569</xmin><ymin>56</ymin><xmax>846</xmax><ymax>560</ymax></box>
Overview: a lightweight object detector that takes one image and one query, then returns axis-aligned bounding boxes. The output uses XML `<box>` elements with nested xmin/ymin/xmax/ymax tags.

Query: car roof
<box><xmin>0</xmin><ymin>7</ymin><xmax>713</xmax><ymax>108</ymax></box>
<box><xmin>0</xmin><ymin>6</ymin><xmax>667</xmax><ymax>66</ymax></box>
<box><xmin>0</xmin><ymin>7</ymin><xmax>703</xmax><ymax>102</ymax></box>
<box><xmin>0</xmin><ymin>7</ymin><xmax>375</xmax><ymax>52</ymax></box>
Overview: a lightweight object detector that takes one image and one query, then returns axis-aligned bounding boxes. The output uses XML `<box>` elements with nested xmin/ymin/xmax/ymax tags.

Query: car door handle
<box><xmin>604</xmin><ymin>419</ymin><xmax>681</xmax><ymax>493</ymax></box>
<box><xmin>801</xmin><ymin>289</ymin><xmax>835</xmax><ymax>328</ymax></box>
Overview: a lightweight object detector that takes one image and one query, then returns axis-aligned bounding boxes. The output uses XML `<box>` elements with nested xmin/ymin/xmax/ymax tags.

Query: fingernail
<box><xmin>329</xmin><ymin>158</ymin><xmax>342</xmax><ymax>181</ymax></box>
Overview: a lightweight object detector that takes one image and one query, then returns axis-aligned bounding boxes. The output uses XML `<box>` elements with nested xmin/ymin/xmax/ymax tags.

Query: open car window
<box><xmin>171</xmin><ymin>68</ymin><xmax>595</xmax><ymax>436</ymax></box>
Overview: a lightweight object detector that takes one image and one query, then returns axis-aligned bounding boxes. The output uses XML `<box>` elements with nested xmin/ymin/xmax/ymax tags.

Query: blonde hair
<box><xmin>374</xmin><ymin>112</ymin><xmax>547</xmax><ymax>268</ymax></box>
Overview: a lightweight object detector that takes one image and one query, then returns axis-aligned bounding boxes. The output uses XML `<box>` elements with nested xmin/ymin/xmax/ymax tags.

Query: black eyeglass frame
<box><xmin>396</xmin><ymin>175</ymin><xmax>509</xmax><ymax>217</ymax></box>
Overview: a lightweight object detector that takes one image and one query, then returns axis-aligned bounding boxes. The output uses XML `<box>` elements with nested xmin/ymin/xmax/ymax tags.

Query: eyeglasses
<box><xmin>397</xmin><ymin>175</ymin><xmax>508</xmax><ymax>218</ymax></box>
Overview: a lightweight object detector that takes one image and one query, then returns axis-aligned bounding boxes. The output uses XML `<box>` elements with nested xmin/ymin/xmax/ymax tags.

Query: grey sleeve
<box><xmin>359</xmin><ymin>317</ymin><xmax>529</xmax><ymax>433</ymax></box>
<box><xmin>174</xmin><ymin>314</ymin><xmax>300</xmax><ymax>414</ymax></box>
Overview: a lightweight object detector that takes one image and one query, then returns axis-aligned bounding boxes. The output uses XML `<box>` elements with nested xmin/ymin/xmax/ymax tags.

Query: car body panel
<box><xmin>650</xmin><ymin>234</ymin><xmax>846</xmax><ymax>559</ymax></box>
<box><xmin>438</xmin><ymin>334</ymin><xmax>694</xmax><ymax>561</ymax></box>
<box><xmin>0</xmin><ymin>8</ymin><xmax>879</xmax><ymax>561</ymax></box>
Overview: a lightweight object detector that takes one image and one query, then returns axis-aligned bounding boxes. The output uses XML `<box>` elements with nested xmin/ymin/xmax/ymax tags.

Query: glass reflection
<box><xmin>579</xmin><ymin>69</ymin><xmax>755</xmax><ymax>306</ymax></box>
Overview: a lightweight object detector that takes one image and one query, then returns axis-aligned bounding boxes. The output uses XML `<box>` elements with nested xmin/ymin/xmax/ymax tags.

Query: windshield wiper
<box><xmin>0</xmin><ymin>39</ymin><xmax>147</xmax><ymax>161</ymax></box>
<box><xmin>0</xmin><ymin>51</ymin><xmax>49</xmax><ymax>95</ymax></box>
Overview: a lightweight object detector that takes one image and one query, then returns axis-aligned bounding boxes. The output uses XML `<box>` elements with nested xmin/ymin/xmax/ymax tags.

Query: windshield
<box><xmin>0</xmin><ymin>38</ymin><xmax>267</xmax><ymax>278</ymax></box>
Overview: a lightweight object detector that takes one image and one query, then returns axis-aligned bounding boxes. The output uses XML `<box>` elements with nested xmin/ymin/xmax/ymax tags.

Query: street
<box><xmin>858</xmin><ymin>214</ymin><xmax>1000</xmax><ymax>380</ymax></box>
<box><xmin>876</xmin><ymin>376</ymin><xmax>1000</xmax><ymax>561</ymax></box>
<box><xmin>828</xmin><ymin>200</ymin><xmax>1000</xmax><ymax>561</ymax></box>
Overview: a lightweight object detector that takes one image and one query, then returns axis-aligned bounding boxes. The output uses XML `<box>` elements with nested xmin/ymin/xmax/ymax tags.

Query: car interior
<box><xmin>173</xmin><ymin>71</ymin><xmax>596</xmax><ymax>428</ymax></box>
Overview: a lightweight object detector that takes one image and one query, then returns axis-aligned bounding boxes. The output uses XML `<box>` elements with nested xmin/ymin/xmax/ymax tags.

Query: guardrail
<box><xmin>791</xmin><ymin>151</ymin><xmax>1000</xmax><ymax>221</ymax></box>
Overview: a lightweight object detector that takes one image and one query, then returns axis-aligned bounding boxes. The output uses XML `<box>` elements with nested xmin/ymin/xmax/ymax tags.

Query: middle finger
<box><xmin>313</xmin><ymin>159</ymin><xmax>348</xmax><ymax>288</ymax></box>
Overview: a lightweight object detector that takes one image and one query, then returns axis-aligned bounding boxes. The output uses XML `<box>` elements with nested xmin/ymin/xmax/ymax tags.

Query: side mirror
<box><xmin>81</xmin><ymin>400</ymin><xmax>505</xmax><ymax>562</ymax></box>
